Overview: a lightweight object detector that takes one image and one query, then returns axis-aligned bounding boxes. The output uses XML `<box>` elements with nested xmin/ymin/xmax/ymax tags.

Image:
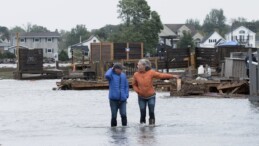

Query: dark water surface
<box><xmin>0</xmin><ymin>80</ymin><xmax>259</xmax><ymax>146</ymax></box>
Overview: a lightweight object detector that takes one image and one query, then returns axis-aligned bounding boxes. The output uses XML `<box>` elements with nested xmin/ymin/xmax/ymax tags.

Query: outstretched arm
<box><xmin>153</xmin><ymin>71</ymin><xmax>179</xmax><ymax>79</ymax></box>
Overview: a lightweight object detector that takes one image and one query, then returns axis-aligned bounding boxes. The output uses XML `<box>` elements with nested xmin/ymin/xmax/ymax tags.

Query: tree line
<box><xmin>1</xmin><ymin>0</ymin><xmax>259</xmax><ymax>60</ymax></box>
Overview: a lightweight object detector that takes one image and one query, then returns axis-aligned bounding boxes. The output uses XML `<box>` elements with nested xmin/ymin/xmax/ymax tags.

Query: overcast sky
<box><xmin>2</xmin><ymin>0</ymin><xmax>259</xmax><ymax>31</ymax></box>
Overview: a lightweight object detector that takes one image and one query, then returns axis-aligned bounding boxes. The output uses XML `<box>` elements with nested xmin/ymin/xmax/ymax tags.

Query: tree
<box><xmin>65</xmin><ymin>25</ymin><xmax>91</xmax><ymax>47</ymax></box>
<box><xmin>9</xmin><ymin>26</ymin><xmax>26</xmax><ymax>34</ymax></box>
<box><xmin>202</xmin><ymin>9</ymin><xmax>227</xmax><ymax>35</ymax></box>
<box><xmin>29</xmin><ymin>24</ymin><xmax>50</xmax><ymax>32</ymax></box>
<box><xmin>231</xmin><ymin>18</ymin><xmax>258</xmax><ymax>33</ymax></box>
<box><xmin>58</xmin><ymin>50</ymin><xmax>69</xmax><ymax>61</ymax></box>
<box><xmin>1</xmin><ymin>51</ymin><xmax>16</xmax><ymax>59</ymax></box>
<box><xmin>91</xmin><ymin>24</ymin><xmax>120</xmax><ymax>41</ymax></box>
<box><xmin>0</xmin><ymin>26</ymin><xmax>10</xmax><ymax>41</ymax></box>
<box><xmin>58</xmin><ymin>29</ymin><xmax>69</xmax><ymax>51</ymax></box>
<box><xmin>186</xmin><ymin>19</ymin><xmax>201</xmax><ymax>30</ymax></box>
<box><xmin>177</xmin><ymin>31</ymin><xmax>194</xmax><ymax>49</ymax></box>
<box><xmin>116</xmin><ymin>0</ymin><xmax>163</xmax><ymax>55</ymax></box>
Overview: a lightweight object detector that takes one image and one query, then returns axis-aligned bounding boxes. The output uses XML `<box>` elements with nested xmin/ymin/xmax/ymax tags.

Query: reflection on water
<box><xmin>109</xmin><ymin>127</ymin><xmax>128</xmax><ymax>146</ymax></box>
<box><xmin>137</xmin><ymin>126</ymin><xmax>156</xmax><ymax>145</ymax></box>
<box><xmin>0</xmin><ymin>80</ymin><xmax>259</xmax><ymax>146</ymax></box>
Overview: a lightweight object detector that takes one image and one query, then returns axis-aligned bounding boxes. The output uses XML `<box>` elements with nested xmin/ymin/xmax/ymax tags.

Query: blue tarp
<box><xmin>217</xmin><ymin>40</ymin><xmax>240</xmax><ymax>46</ymax></box>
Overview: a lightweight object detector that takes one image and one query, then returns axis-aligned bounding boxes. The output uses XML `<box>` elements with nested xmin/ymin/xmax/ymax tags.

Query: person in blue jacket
<box><xmin>105</xmin><ymin>63</ymin><xmax>129</xmax><ymax>127</ymax></box>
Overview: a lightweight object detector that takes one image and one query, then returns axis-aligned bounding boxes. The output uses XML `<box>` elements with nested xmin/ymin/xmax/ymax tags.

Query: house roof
<box><xmin>70</xmin><ymin>35</ymin><xmax>99</xmax><ymax>47</ymax></box>
<box><xmin>164</xmin><ymin>24</ymin><xmax>199</xmax><ymax>36</ymax></box>
<box><xmin>226</xmin><ymin>26</ymin><xmax>256</xmax><ymax>35</ymax></box>
<box><xmin>159</xmin><ymin>25</ymin><xmax>176</xmax><ymax>37</ymax></box>
<box><xmin>201</xmin><ymin>32</ymin><xmax>215</xmax><ymax>43</ymax></box>
<box><xmin>19</xmin><ymin>32</ymin><xmax>60</xmax><ymax>38</ymax></box>
<box><xmin>201</xmin><ymin>31</ymin><xmax>224</xmax><ymax>43</ymax></box>
<box><xmin>8</xmin><ymin>45</ymin><xmax>29</xmax><ymax>49</ymax></box>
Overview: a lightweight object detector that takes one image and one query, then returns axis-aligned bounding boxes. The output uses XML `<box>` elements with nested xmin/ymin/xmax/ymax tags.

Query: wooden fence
<box><xmin>91</xmin><ymin>42</ymin><xmax>143</xmax><ymax>62</ymax></box>
<box><xmin>18</xmin><ymin>48</ymin><xmax>43</xmax><ymax>72</ymax></box>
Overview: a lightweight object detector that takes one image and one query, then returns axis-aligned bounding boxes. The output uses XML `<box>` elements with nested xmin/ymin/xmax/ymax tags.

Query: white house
<box><xmin>200</xmin><ymin>31</ymin><xmax>225</xmax><ymax>48</ymax></box>
<box><xmin>225</xmin><ymin>26</ymin><xmax>256</xmax><ymax>47</ymax></box>
<box><xmin>68</xmin><ymin>35</ymin><xmax>100</xmax><ymax>59</ymax></box>
<box><xmin>10</xmin><ymin>32</ymin><xmax>60</xmax><ymax>58</ymax></box>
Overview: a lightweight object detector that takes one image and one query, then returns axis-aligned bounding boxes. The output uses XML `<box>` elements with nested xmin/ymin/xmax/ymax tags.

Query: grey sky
<box><xmin>2</xmin><ymin>0</ymin><xmax>259</xmax><ymax>31</ymax></box>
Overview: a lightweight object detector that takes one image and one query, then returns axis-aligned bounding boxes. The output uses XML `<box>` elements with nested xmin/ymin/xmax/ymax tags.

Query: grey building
<box><xmin>11</xmin><ymin>32</ymin><xmax>60</xmax><ymax>58</ymax></box>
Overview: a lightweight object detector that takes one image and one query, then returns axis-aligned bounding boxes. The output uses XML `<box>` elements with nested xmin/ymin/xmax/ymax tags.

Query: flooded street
<box><xmin>0</xmin><ymin>80</ymin><xmax>259</xmax><ymax>146</ymax></box>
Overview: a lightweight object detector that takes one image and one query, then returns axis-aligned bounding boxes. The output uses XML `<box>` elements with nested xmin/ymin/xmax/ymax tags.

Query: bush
<box><xmin>59</xmin><ymin>50</ymin><xmax>69</xmax><ymax>61</ymax></box>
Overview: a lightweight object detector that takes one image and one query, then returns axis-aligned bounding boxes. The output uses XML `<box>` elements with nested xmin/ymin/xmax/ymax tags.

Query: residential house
<box><xmin>159</xmin><ymin>24</ymin><xmax>203</xmax><ymax>48</ymax></box>
<box><xmin>256</xmin><ymin>35</ymin><xmax>259</xmax><ymax>48</ymax></box>
<box><xmin>10</xmin><ymin>32</ymin><xmax>60</xmax><ymax>58</ymax></box>
<box><xmin>200</xmin><ymin>31</ymin><xmax>225</xmax><ymax>48</ymax></box>
<box><xmin>225</xmin><ymin>26</ymin><xmax>256</xmax><ymax>47</ymax></box>
<box><xmin>68</xmin><ymin>35</ymin><xmax>100</xmax><ymax>59</ymax></box>
<box><xmin>0</xmin><ymin>39</ymin><xmax>10</xmax><ymax>54</ymax></box>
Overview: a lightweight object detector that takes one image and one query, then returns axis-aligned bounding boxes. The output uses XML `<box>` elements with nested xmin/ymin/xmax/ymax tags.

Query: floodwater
<box><xmin>0</xmin><ymin>80</ymin><xmax>259</xmax><ymax>146</ymax></box>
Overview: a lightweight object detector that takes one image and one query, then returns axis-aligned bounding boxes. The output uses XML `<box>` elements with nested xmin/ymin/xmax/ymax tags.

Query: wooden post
<box><xmin>111</xmin><ymin>43</ymin><xmax>114</xmax><ymax>61</ymax></box>
<box><xmin>257</xmin><ymin>48</ymin><xmax>259</xmax><ymax>95</ymax></box>
<box><xmin>71</xmin><ymin>49</ymin><xmax>74</xmax><ymax>67</ymax></box>
<box><xmin>82</xmin><ymin>49</ymin><xmax>85</xmax><ymax>67</ymax></box>
<box><xmin>141</xmin><ymin>43</ymin><xmax>144</xmax><ymax>58</ymax></box>
<box><xmin>100</xmin><ymin>42</ymin><xmax>103</xmax><ymax>80</ymax></box>
<box><xmin>177</xmin><ymin>78</ymin><xmax>182</xmax><ymax>91</ymax></box>
<box><xmin>126</xmin><ymin>43</ymin><xmax>129</xmax><ymax>60</ymax></box>
<box><xmin>190</xmin><ymin>53</ymin><xmax>196</xmax><ymax>69</ymax></box>
<box><xmin>16</xmin><ymin>33</ymin><xmax>20</xmax><ymax>71</ymax></box>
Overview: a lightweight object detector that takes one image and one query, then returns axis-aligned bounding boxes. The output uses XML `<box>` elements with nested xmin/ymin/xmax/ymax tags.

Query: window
<box><xmin>20</xmin><ymin>39</ymin><xmax>25</xmax><ymax>42</ymax></box>
<box><xmin>48</xmin><ymin>38</ymin><xmax>52</xmax><ymax>42</ymax></box>
<box><xmin>48</xmin><ymin>49</ymin><xmax>52</xmax><ymax>52</ymax></box>
<box><xmin>239</xmin><ymin>30</ymin><xmax>245</xmax><ymax>34</ymax></box>
<box><xmin>35</xmin><ymin>38</ymin><xmax>39</xmax><ymax>42</ymax></box>
<box><xmin>93</xmin><ymin>40</ymin><xmax>96</xmax><ymax>43</ymax></box>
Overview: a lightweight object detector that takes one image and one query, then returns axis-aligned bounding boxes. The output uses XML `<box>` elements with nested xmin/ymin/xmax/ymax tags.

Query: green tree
<box><xmin>91</xmin><ymin>24</ymin><xmax>120</xmax><ymax>41</ymax></box>
<box><xmin>186</xmin><ymin>19</ymin><xmax>201</xmax><ymax>30</ymax></box>
<box><xmin>29</xmin><ymin>24</ymin><xmax>50</xmax><ymax>32</ymax></box>
<box><xmin>9</xmin><ymin>26</ymin><xmax>26</xmax><ymax>34</ymax></box>
<box><xmin>177</xmin><ymin>31</ymin><xmax>194</xmax><ymax>49</ymax></box>
<box><xmin>58</xmin><ymin>30</ymin><xmax>69</xmax><ymax>51</ymax></box>
<box><xmin>202</xmin><ymin>9</ymin><xmax>227</xmax><ymax>35</ymax></box>
<box><xmin>58</xmin><ymin>50</ymin><xmax>69</xmax><ymax>61</ymax></box>
<box><xmin>115</xmin><ymin>0</ymin><xmax>163</xmax><ymax>55</ymax></box>
<box><xmin>231</xmin><ymin>18</ymin><xmax>258</xmax><ymax>33</ymax></box>
<box><xmin>0</xmin><ymin>26</ymin><xmax>10</xmax><ymax>40</ymax></box>
<box><xmin>65</xmin><ymin>25</ymin><xmax>91</xmax><ymax>47</ymax></box>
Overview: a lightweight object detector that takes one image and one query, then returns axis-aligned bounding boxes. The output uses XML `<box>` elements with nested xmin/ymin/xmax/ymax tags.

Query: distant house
<box><xmin>10</xmin><ymin>32</ymin><xmax>60</xmax><ymax>58</ymax></box>
<box><xmin>256</xmin><ymin>35</ymin><xmax>259</xmax><ymax>48</ymax></box>
<box><xmin>0</xmin><ymin>39</ymin><xmax>10</xmax><ymax>54</ymax></box>
<box><xmin>200</xmin><ymin>31</ymin><xmax>225</xmax><ymax>48</ymax></box>
<box><xmin>159</xmin><ymin>24</ymin><xmax>203</xmax><ymax>48</ymax></box>
<box><xmin>225</xmin><ymin>26</ymin><xmax>256</xmax><ymax>47</ymax></box>
<box><xmin>68</xmin><ymin>35</ymin><xmax>100</xmax><ymax>59</ymax></box>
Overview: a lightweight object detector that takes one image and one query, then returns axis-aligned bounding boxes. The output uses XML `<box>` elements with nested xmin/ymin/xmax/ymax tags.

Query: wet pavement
<box><xmin>0</xmin><ymin>80</ymin><xmax>259</xmax><ymax>146</ymax></box>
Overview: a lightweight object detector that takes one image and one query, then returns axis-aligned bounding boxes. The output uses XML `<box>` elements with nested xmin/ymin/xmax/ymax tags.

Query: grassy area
<box><xmin>0</xmin><ymin>68</ymin><xmax>16</xmax><ymax>79</ymax></box>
